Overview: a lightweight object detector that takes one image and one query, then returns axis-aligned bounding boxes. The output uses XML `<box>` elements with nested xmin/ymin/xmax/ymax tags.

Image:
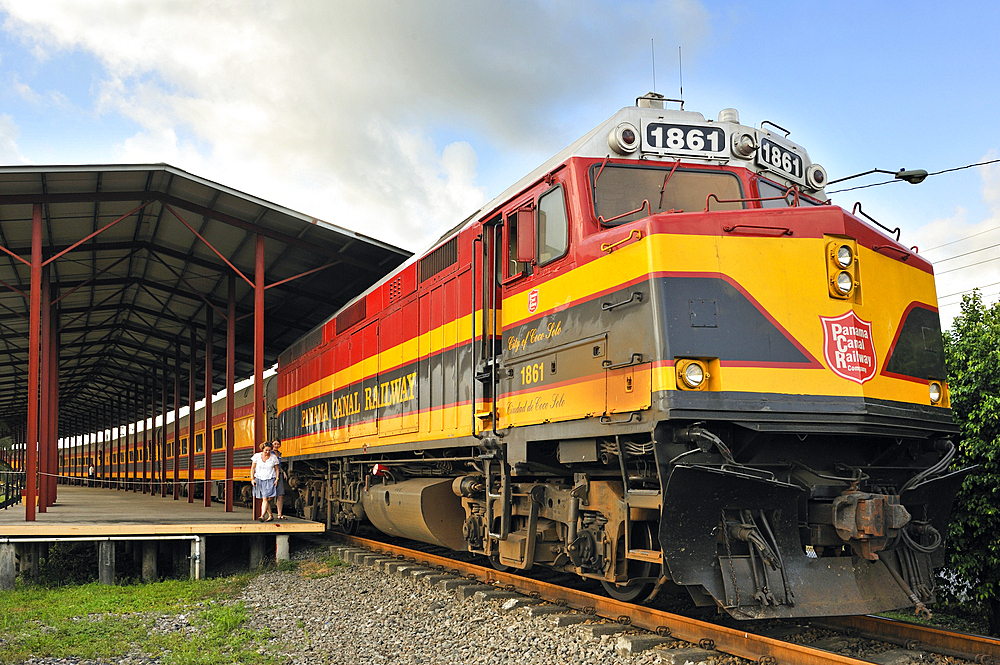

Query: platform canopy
<box><xmin>0</xmin><ymin>164</ymin><xmax>411</xmax><ymax>438</ymax></box>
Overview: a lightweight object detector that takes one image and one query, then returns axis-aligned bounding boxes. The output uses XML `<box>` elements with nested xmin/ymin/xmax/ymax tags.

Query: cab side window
<box><xmin>538</xmin><ymin>186</ymin><xmax>568</xmax><ymax>265</ymax></box>
<box><xmin>505</xmin><ymin>209</ymin><xmax>530</xmax><ymax>280</ymax></box>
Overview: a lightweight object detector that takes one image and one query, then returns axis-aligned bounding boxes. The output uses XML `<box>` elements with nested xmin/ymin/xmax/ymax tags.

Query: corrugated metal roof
<box><xmin>0</xmin><ymin>164</ymin><xmax>410</xmax><ymax>436</ymax></box>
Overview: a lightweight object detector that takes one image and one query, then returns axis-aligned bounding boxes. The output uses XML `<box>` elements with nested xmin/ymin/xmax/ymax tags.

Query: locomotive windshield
<box><xmin>591</xmin><ymin>164</ymin><xmax>744</xmax><ymax>226</ymax></box>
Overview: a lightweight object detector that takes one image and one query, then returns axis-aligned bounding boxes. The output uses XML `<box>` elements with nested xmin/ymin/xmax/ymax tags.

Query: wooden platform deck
<box><xmin>0</xmin><ymin>486</ymin><xmax>325</xmax><ymax>537</ymax></box>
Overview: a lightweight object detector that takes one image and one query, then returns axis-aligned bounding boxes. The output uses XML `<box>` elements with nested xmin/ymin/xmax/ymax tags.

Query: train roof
<box><xmin>290</xmin><ymin>95</ymin><xmax>824</xmax><ymax>356</ymax></box>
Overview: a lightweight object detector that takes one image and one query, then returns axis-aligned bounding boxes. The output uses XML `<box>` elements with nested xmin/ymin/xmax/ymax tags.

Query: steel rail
<box><xmin>339</xmin><ymin>535</ymin><xmax>869</xmax><ymax>665</ymax></box>
<box><xmin>815</xmin><ymin>615</ymin><xmax>1000</xmax><ymax>664</ymax></box>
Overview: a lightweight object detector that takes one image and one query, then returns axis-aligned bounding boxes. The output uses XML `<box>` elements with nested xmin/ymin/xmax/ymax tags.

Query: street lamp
<box><xmin>827</xmin><ymin>168</ymin><xmax>928</xmax><ymax>186</ymax></box>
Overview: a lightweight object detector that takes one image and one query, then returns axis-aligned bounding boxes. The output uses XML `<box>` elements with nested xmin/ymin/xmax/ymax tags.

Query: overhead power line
<box><xmin>923</xmin><ymin>223</ymin><xmax>1000</xmax><ymax>253</ymax></box>
<box><xmin>930</xmin><ymin>241</ymin><xmax>1000</xmax><ymax>264</ymax></box>
<box><xmin>829</xmin><ymin>158</ymin><xmax>1000</xmax><ymax>194</ymax></box>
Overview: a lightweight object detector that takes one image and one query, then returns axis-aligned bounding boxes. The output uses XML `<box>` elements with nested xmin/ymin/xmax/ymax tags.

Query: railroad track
<box><xmin>326</xmin><ymin>534</ymin><xmax>1000</xmax><ymax>665</ymax></box>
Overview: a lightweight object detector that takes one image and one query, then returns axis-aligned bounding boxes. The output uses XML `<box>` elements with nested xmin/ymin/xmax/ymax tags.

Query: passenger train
<box><xmin>64</xmin><ymin>94</ymin><xmax>968</xmax><ymax>620</ymax></box>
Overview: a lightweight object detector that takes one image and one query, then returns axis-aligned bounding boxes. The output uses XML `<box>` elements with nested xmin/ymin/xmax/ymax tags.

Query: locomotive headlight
<box><xmin>684</xmin><ymin>363</ymin><xmax>704</xmax><ymax>387</ymax></box>
<box><xmin>835</xmin><ymin>271</ymin><xmax>854</xmax><ymax>295</ymax></box>
<box><xmin>732</xmin><ymin>133</ymin><xmax>757</xmax><ymax>159</ymax></box>
<box><xmin>836</xmin><ymin>245</ymin><xmax>853</xmax><ymax>268</ymax></box>
<box><xmin>929</xmin><ymin>381</ymin><xmax>943</xmax><ymax>404</ymax></box>
<box><xmin>676</xmin><ymin>359</ymin><xmax>710</xmax><ymax>390</ymax></box>
<box><xmin>806</xmin><ymin>163</ymin><xmax>828</xmax><ymax>190</ymax></box>
<box><xmin>608</xmin><ymin>122</ymin><xmax>640</xmax><ymax>155</ymax></box>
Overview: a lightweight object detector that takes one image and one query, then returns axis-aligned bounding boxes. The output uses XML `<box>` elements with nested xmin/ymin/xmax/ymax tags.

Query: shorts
<box><xmin>253</xmin><ymin>477</ymin><xmax>277</xmax><ymax>499</ymax></box>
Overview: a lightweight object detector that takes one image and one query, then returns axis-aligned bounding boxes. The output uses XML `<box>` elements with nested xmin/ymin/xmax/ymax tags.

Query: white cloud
<box><xmin>0</xmin><ymin>0</ymin><xmax>712</xmax><ymax>250</ymax></box>
<box><xmin>914</xmin><ymin>155</ymin><xmax>1000</xmax><ymax>329</ymax></box>
<box><xmin>0</xmin><ymin>114</ymin><xmax>26</xmax><ymax>164</ymax></box>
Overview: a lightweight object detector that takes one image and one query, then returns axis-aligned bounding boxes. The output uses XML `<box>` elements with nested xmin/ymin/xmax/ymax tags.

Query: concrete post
<box><xmin>172</xmin><ymin>541</ymin><xmax>187</xmax><ymax>578</ymax></box>
<box><xmin>25</xmin><ymin>544</ymin><xmax>38</xmax><ymax>582</ymax></box>
<box><xmin>249</xmin><ymin>535</ymin><xmax>265</xmax><ymax>569</ymax></box>
<box><xmin>0</xmin><ymin>543</ymin><xmax>16</xmax><ymax>590</ymax></box>
<box><xmin>275</xmin><ymin>535</ymin><xmax>290</xmax><ymax>562</ymax></box>
<box><xmin>141</xmin><ymin>541</ymin><xmax>157</xmax><ymax>582</ymax></box>
<box><xmin>190</xmin><ymin>536</ymin><xmax>205</xmax><ymax>580</ymax></box>
<box><xmin>98</xmin><ymin>541</ymin><xmax>115</xmax><ymax>585</ymax></box>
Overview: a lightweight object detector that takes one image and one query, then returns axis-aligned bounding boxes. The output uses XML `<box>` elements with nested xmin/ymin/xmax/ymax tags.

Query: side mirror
<box><xmin>516</xmin><ymin>207</ymin><xmax>536</xmax><ymax>264</ymax></box>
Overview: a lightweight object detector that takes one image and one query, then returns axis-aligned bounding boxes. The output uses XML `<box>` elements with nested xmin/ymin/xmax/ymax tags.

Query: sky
<box><xmin>1</xmin><ymin>0</ymin><xmax>1000</xmax><ymax>332</ymax></box>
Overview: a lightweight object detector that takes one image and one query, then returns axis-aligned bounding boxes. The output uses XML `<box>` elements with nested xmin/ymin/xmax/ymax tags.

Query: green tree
<box><xmin>943</xmin><ymin>290</ymin><xmax>1000</xmax><ymax>635</ymax></box>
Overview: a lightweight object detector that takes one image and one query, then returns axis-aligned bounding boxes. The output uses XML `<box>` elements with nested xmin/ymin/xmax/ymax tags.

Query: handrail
<box><xmin>600</xmin><ymin>229</ymin><xmax>642</xmax><ymax>253</ymax></box>
<box><xmin>705</xmin><ymin>184</ymin><xmax>801</xmax><ymax>211</ymax></box>
<box><xmin>602</xmin><ymin>292</ymin><xmax>643</xmax><ymax>311</ymax></box>
<box><xmin>873</xmin><ymin>245</ymin><xmax>911</xmax><ymax>261</ymax></box>
<box><xmin>0</xmin><ymin>470</ymin><xmax>24</xmax><ymax>510</ymax></box>
<box><xmin>599</xmin><ymin>200</ymin><xmax>650</xmax><ymax>226</ymax></box>
<box><xmin>723</xmin><ymin>224</ymin><xmax>793</xmax><ymax>236</ymax></box>
<box><xmin>852</xmin><ymin>202</ymin><xmax>901</xmax><ymax>241</ymax></box>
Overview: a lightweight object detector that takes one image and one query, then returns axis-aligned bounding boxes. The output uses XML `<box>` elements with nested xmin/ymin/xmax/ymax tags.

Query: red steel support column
<box><xmin>38</xmin><ymin>266</ymin><xmax>50</xmax><ymax>511</ymax></box>
<box><xmin>173</xmin><ymin>344</ymin><xmax>180</xmax><ymax>500</ymax></box>
<box><xmin>254</xmin><ymin>235</ymin><xmax>265</xmax><ymax>453</ymax></box>
<box><xmin>188</xmin><ymin>327</ymin><xmax>196</xmax><ymax>503</ymax></box>
<box><xmin>118</xmin><ymin>394</ymin><xmax>124</xmax><ymax>490</ymax></box>
<box><xmin>203</xmin><ymin>307</ymin><xmax>213</xmax><ymax>508</ymax></box>
<box><xmin>161</xmin><ymin>360</ymin><xmax>168</xmax><ymax>498</ymax></box>
<box><xmin>131</xmin><ymin>385</ymin><xmax>138</xmax><ymax>492</ymax></box>
<box><xmin>225</xmin><ymin>274</ymin><xmax>235</xmax><ymax>512</ymax></box>
<box><xmin>25</xmin><ymin>203</ymin><xmax>42</xmax><ymax>521</ymax></box>
<box><xmin>114</xmin><ymin>396</ymin><xmax>119</xmax><ymax>489</ymax></box>
<box><xmin>50</xmin><ymin>293</ymin><xmax>59</xmax><ymax>500</ymax></box>
<box><xmin>101</xmin><ymin>405</ymin><xmax>107</xmax><ymax>487</ymax></box>
<box><xmin>253</xmin><ymin>235</ymin><xmax>265</xmax><ymax>521</ymax></box>
<box><xmin>142</xmin><ymin>375</ymin><xmax>149</xmax><ymax>494</ymax></box>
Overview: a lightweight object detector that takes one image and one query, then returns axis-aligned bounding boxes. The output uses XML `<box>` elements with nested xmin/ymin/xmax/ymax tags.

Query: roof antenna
<box><xmin>678</xmin><ymin>46</ymin><xmax>684</xmax><ymax>101</ymax></box>
<box><xmin>651</xmin><ymin>39</ymin><xmax>656</xmax><ymax>92</ymax></box>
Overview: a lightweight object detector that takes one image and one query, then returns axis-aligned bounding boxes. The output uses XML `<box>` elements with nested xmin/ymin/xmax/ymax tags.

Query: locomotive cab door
<box><xmin>498</xmin><ymin>184</ymin><xmax>612</xmax><ymax>427</ymax></box>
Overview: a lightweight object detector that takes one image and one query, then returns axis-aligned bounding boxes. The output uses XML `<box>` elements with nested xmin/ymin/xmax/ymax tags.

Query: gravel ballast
<box><xmin>241</xmin><ymin>547</ymin><xmax>695</xmax><ymax>665</ymax></box>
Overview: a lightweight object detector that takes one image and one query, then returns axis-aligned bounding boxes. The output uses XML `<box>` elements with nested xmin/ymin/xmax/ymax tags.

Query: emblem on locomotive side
<box><xmin>527</xmin><ymin>288</ymin><xmax>539</xmax><ymax>314</ymax></box>
<box><xmin>820</xmin><ymin>311</ymin><xmax>877</xmax><ymax>384</ymax></box>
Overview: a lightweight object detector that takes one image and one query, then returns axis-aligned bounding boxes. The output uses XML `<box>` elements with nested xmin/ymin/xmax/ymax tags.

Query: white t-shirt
<box><xmin>251</xmin><ymin>452</ymin><xmax>279</xmax><ymax>480</ymax></box>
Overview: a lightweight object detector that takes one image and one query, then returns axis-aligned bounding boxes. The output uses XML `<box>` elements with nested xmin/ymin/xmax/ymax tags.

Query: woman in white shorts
<box><xmin>250</xmin><ymin>443</ymin><xmax>279</xmax><ymax>522</ymax></box>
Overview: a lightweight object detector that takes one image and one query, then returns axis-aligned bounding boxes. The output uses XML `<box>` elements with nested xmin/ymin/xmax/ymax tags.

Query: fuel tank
<box><xmin>362</xmin><ymin>478</ymin><xmax>468</xmax><ymax>551</ymax></box>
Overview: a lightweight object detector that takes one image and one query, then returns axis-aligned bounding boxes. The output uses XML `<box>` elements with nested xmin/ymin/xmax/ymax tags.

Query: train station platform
<box><xmin>0</xmin><ymin>486</ymin><xmax>324</xmax><ymax>587</ymax></box>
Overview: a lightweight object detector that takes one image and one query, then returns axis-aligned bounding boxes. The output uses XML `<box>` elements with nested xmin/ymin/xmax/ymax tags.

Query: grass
<box><xmin>296</xmin><ymin>552</ymin><xmax>347</xmax><ymax>579</ymax></box>
<box><xmin>0</xmin><ymin>576</ymin><xmax>286</xmax><ymax>665</ymax></box>
<box><xmin>880</xmin><ymin>601</ymin><xmax>989</xmax><ymax>636</ymax></box>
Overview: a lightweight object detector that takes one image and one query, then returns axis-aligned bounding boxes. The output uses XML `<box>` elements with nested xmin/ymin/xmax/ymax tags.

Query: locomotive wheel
<box><xmin>489</xmin><ymin>552</ymin><xmax>511</xmax><ymax>572</ymax></box>
<box><xmin>239</xmin><ymin>483</ymin><xmax>253</xmax><ymax>507</ymax></box>
<box><xmin>600</xmin><ymin>522</ymin><xmax>657</xmax><ymax>603</ymax></box>
<box><xmin>339</xmin><ymin>515</ymin><xmax>359</xmax><ymax>535</ymax></box>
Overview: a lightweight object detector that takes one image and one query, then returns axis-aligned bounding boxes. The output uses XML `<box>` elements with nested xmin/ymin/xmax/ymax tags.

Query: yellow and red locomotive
<box><xmin>74</xmin><ymin>94</ymin><xmax>968</xmax><ymax>619</ymax></box>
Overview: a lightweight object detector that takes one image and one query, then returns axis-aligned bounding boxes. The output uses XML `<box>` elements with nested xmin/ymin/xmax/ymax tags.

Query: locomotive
<box><xmin>71</xmin><ymin>94</ymin><xmax>969</xmax><ymax>620</ymax></box>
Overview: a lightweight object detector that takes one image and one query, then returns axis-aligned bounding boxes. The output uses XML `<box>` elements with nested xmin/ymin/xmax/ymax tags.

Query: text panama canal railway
<box><xmin>67</xmin><ymin>93</ymin><xmax>969</xmax><ymax>620</ymax></box>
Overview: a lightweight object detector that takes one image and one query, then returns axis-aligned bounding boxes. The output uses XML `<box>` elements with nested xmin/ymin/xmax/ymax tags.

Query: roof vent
<box><xmin>718</xmin><ymin>108</ymin><xmax>740</xmax><ymax>124</ymax></box>
<box><xmin>637</xmin><ymin>92</ymin><xmax>666</xmax><ymax>109</ymax></box>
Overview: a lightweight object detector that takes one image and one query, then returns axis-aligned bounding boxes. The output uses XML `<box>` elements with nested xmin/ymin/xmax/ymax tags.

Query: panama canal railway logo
<box><xmin>820</xmin><ymin>311</ymin><xmax>877</xmax><ymax>384</ymax></box>
<box><xmin>527</xmin><ymin>288</ymin><xmax>539</xmax><ymax>314</ymax></box>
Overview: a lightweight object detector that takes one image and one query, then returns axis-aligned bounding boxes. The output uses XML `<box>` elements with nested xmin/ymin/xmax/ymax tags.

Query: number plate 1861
<box><xmin>642</xmin><ymin>122</ymin><xmax>726</xmax><ymax>156</ymax></box>
<box><xmin>756</xmin><ymin>137</ymin><xmax>804</xmax><ymax>183</ymax></box>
